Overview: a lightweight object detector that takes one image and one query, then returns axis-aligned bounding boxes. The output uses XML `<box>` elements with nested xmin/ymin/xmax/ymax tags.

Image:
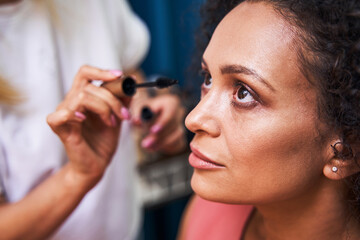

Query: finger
<box><xmin>72</xmin><ymin>65</ymin><xmax>123</xmax><ymax>89</ymax></box>
<box><xmin>159</xmin><ymin>135</ymin><xmax>187</xmax><ymax>154</ymax></box>
<box><xmin>146</xmin><ymin>108</ymin><xmax>184</xmax><ymax>142</ymax></box>
<box><xmin>66</xmin><ymin>89</ymin><xmax>120</xmax><ymax>127</ymax></box>
<box><xmin>83</xmin><ymin>83</ymin><xmax>131</xmax><ymax>120</ymax></box>
<box><xmin>147</xmin><ymin>107</ymin><xmax>171</xmax><ymax>134</ymax></box>
<box><xmin>47</xmin><ymin>109</ymin><xmax>85</xmax><ymax>140</ymax></box>
<box><xmin>154</xmin><ymin>127</ymin><xmax>186</xmax><ymax>151</ymax></box>
<box><xmin>75</xmin><ymin>91</ymin><xmax>118</xmax><ymax>127</ymax></box>
<box><xmin>160</xmin><ymin>133</ymin><xmax>187</xmax><ymax>154</ymax></box>
<box><xmin>141</xmin><ymin>134</ymin><xmax>156</xmax><ymax>150</ymax></box>
<box><xmin>142</xmin><ymin>126</ymin><xmax>186</xmax><ymax>152</ymax></box>
<box><xmin>47</xmin><ymin>109</ymin><xmax>85</xmax><ymax>130</ymax></box>
<box><xmin>131</xmin><ymin>116</ymin><xmax>142</xmax><ymax>126</ymax></box>
<box><xmin>130</xmin><ymin>102</ymin><xmax>151</xmax><ymax>127</ymax></box>
<box><xmin>148</xmin><ymin>101</ymin><xmax>185</xmax><ymax>135</ymax></box>
<box><xmin>119</xmin><ymin>96</ymin><xmax>132</xmax><ymax>109</ymax></box>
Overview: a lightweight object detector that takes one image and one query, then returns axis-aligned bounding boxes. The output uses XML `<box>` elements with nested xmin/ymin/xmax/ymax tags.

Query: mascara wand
<box><xmin>101</xmin><ymin>76</ymin><xmax>178</xmax><ymax>98</ymax></box>
<box><xmin>134</xmin><ymin>77</ymin><xmax>178</xmax><ymax>89</ymax></box>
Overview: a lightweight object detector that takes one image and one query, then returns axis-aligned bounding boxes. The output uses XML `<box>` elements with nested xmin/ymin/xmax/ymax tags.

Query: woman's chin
<box><xmin>191</xmin><ymin>174</ymin><xmax>237</xmax><ymax>204</ymax></box>
<box><xmin>190</xmin><ymin>172</ymin><xmax>257</xmax><ymax>205</ymax></box>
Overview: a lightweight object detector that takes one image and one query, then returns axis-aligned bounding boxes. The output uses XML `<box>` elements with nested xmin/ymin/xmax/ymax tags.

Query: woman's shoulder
<box><xmin>178</xmin><ymin>195</ymin><xmax>253</xmax><ymax>240</ymax></box>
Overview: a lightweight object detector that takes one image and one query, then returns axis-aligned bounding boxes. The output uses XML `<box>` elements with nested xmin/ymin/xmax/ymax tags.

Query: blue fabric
<box><xmin>128</xmin><ymin>2</ymin><xmax>202</xmax><ymax>239</ymax></box>
<box><xmin>129</xmin><ymin>0</ymin><xmax>203</xmax><ymax>86</ymax></box>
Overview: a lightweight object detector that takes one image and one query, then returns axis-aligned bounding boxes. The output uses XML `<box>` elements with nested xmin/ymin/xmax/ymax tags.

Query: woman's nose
<box><xmin>185</xmin><ymin>90</ymin><xmax>221</xmax><ymax>137</ymax></box>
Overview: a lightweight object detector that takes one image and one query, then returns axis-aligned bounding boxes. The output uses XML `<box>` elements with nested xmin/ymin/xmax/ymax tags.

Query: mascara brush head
<box><xmin>154</xmin><ymin>77</ymin><xmax>178</xmax><ymax>88</ymax></box>
<box><xmin>134</xmin><ymin>77</ymin><xmax>179</xmax><ymax>89</ymax></box>
<box><xmin>101</xmin><ymin>75</ymin><xmax>178</xmax><ymax>98</ymax></box>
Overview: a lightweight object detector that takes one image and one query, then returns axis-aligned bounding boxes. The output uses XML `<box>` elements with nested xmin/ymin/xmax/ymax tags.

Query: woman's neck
<box><xmin>247</xmin><ymin>179</ymin><xmax>360</xmax><ymax>240</ymax></box>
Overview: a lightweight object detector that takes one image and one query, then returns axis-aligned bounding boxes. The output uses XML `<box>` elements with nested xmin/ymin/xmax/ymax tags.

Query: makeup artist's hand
<box><xmin>133</xmin><ymin>94</ymin><xmax>187</xmax><ymax>155</ymax></box>
<box><xmin>47</xmin><ymin>65</ymin><xmax>131</xmax><ymax>188</ymax></box>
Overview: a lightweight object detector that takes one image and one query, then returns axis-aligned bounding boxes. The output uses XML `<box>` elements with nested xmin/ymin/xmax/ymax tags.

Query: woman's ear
<box><xmin>323</xmin><ymin>141</ymin><xmax>360</xmax><ymax>180</ymax></box>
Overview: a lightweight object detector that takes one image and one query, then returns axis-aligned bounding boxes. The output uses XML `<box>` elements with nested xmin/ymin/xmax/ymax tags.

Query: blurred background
<box><xmin>129</xmin><ymin>0</ymin><xmax>202</xmax><ymax>88</ymax></box>
<box><xmin>128</xmin><ymin>0</ymin><xmax>203</xmax><ymax>239</ymax></box>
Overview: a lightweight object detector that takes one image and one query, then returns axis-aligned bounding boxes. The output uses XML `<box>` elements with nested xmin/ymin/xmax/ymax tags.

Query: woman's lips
<box><xmin>189</xmin><ymin>145</ymin><xmax>225</xmax><ymax>169</ymax></box>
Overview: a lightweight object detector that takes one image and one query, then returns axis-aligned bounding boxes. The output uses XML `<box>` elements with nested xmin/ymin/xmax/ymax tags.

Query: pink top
<box><xmin>183</xmin><ymin>195</ymin><xmax>254</xmax><ymax>240</ymax></box>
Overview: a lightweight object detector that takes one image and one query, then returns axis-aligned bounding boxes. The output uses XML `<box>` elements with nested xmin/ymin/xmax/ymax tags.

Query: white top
<box><xmin>0</xmin><ymin>0</ymin><xmax>150</xmax><ymax>239</ymax></box>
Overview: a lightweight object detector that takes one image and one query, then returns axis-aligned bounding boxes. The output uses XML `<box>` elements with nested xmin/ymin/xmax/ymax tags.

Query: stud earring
<box><xmin>332</xmin><ymin>166</ymin><xmax>338</xmax><ymax>173</ymax></box>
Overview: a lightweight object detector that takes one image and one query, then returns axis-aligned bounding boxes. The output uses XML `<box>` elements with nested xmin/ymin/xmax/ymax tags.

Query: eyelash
<box><xmin>231</xmin><ymin>82</ymin><xmax>259</xmax><ymax>109</ymax></box>
<box><xmin>199</xmin><ymin>68</ymin><xmax>259</xmax><ymax>109</ymax></box>
<box><xmin>199</xmin><ymin>69</ymin><xmax>212</xmax><ymax>90</ymax></box>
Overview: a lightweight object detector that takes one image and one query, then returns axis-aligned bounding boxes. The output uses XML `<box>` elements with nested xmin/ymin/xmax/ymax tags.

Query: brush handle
<box><xmin>101</xmin><ymin>76</ymin><xmax>136</xmax><ymax>97</ymax></box>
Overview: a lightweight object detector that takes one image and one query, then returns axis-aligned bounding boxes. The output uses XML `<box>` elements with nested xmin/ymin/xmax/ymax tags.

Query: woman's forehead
<box><xmin>209</xmin><ymin>2</ymin><xmax>295</xmax><ymax>55</ymax></box>
<box><xmin>206</xmin><ymin>3</ymin><xmax>306</xmax><ymax>82</ymax></box>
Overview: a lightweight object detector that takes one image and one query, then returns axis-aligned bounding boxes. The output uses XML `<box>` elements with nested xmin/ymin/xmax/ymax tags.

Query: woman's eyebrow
<box><xmin>220</xmin><ymin>64</ymin><xmax>276</xmax><ymax>92</ymax></box>
<box><xmin>201</xmin><ymin>57</ymin><xmax>275</xmax><ymax>92</ymax></box>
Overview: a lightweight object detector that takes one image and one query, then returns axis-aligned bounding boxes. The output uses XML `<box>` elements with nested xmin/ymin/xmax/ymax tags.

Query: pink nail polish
<box><xmin>121</xmin><ymin>107</ymin><xmax>131</xmax><ymax>120</ymax></box>
<box><xmin>110</xmin><ymin>114</ymin><xmax>117</xmax><ymax>127</ymax></box>
<box><xmin>141</xmin><ymin>138</ymin><xmax>154</xmax><ymax>148</ymax></box>
<box><xmin>75</xmin><ymin>111</ymin><xmax>86</xmax><ymax>120</ymax></box>
<box><xmin>151</xmin><ymin>124</ymin><xmax>162</xmax><ymax>133</ymax></box>
<box><xmin>109</xmin><ymin>70</ymin><xmax>123</xmax><ymax>77</ymax></box>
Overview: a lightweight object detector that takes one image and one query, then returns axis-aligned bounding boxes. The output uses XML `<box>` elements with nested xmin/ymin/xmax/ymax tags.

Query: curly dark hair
<box><xmin>193</xmin><ymin>0</ymin><xmax>360</xmax><ymax>218</ymax></box>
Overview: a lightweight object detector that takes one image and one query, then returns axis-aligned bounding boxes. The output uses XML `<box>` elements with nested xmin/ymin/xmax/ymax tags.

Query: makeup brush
<box><xmin>101</xmin><ymin>76</ymin><xmax>178</xmax><ymax>98</ymax></box>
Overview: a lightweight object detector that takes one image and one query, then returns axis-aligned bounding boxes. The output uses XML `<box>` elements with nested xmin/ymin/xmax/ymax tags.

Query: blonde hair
<box><xmin>0</xmin><ymin>77</ymin><xmax>22</xmax><ymax>105</ymax></box>
<box><xmin>0</xmin><ymin>0</ymin><xmax>57</xmax><ymax>106</ymax></box>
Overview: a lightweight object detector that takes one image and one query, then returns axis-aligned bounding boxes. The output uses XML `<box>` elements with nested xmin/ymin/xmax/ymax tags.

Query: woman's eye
<box><xmin>201</xmin><ymin>70</ymin><xmax>212</xmax><ymax>89</ymax></box>
<box><xmin>204</xmin><ymin>76</ymin><xmax>212</xmax><ymax>89</ymax></box>
<box><xmin>235</xmin><ymin>85</ymin><xmax>255</xmax><ymax>103</ymax></box>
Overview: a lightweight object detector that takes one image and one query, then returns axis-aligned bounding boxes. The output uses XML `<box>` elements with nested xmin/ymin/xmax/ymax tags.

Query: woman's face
<box><xmin>185</xmin><ymin>1</ymin><xmax>333</xmax><ymax>204</ymax></box>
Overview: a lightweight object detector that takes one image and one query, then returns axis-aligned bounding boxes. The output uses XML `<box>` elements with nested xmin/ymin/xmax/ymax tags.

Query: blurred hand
<box><xmin>47</xmin><ymin>65</ymin><xmax>131</xmax><ymax>186</ymax></box>
<box><xmin>132</xmin><ymin>94</ymin><xmax>187</xmax><ymax>155</ymax></box>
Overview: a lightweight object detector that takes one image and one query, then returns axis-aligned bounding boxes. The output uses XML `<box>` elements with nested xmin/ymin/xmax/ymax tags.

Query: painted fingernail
<box><xmin>141</xmin><ymin>138</ymin><xmax>154</xmax><ymax>149</ymax></box>
<box><xmin>121</xmin><ymin>107</ymin><xmax>131</xmax><ymax>120</ymax></box>
<box><xmin>109</xmin><ymin>70</ymin><xmax>123</xmax><ymax>77</ymax></box>
<box><xmin>110</xmin><ymin>114</ymin><xmax>117</xmax><ymax>127</ymax></box>
<box><xmin>75</xmin><ymin>111</ymin><xmax>86</xmax><ymax>120</ymax></box>
<box><xmin>150</xmin><ymin>124</ymin><xmax>162</xmax><ymax>133</ymax></box>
